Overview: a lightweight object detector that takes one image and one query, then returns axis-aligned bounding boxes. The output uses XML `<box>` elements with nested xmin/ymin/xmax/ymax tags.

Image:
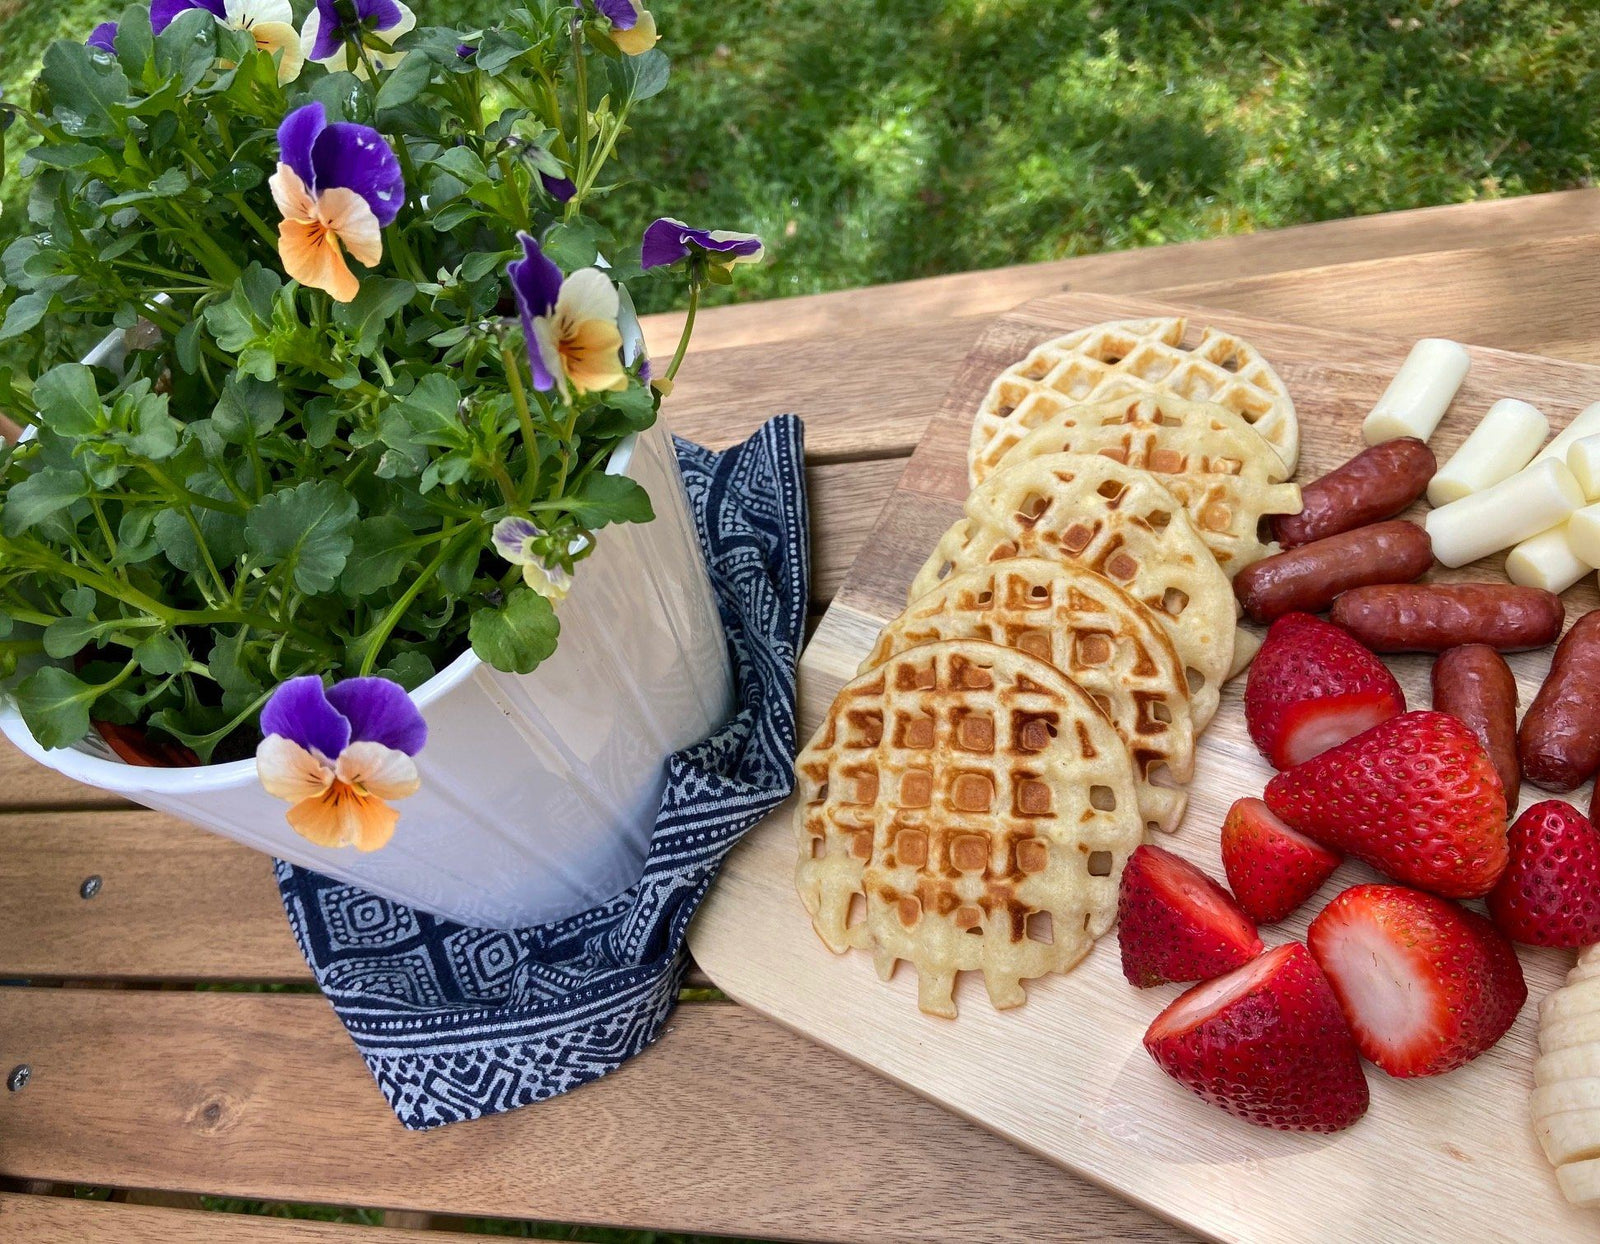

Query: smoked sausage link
<box><xmin>1432</xmin><ymin>645</ymin><xmax>1521</xmax><ymax>798</ymax></box>
<box><xmin>1273</xmin><ymin>437</ymin><xmax>1436</xmax><ymax>549</ymax></box>
<box><xmin>1521</xmin><ymin>610</ymin><xmax>1600</xmax><ymax>793</ymax></box>
<box><xmin>1330</xmin><ymin>583</ymin><xmax>1564</xmax><ymax>653</ymax></box>
<box><xmin>1233</xmin><ymin>520</ymin><xmax>1433</xmax><ymax>624</ymax></box>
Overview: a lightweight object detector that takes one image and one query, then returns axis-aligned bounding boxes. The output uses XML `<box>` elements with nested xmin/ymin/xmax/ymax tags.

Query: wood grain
<box><xmin>0</xmin><ymin>1193</ymin><xmax>519</xmax><ymax>1243</ymax></box>
<box><xmin>689</xmin><ymin>290</ymin><xmax>1600</xmax><ymax>1244</ymax></box>
<box><xmin>0</xmin><ymin>988</ymin><xmax>1183</xmax><ymax>1244</ymax></box>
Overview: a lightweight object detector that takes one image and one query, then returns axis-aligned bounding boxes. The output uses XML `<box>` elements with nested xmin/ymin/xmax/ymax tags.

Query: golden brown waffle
<box><xmin>864</xmin><ymin>559</ymin><xmax>1194</xmax><ymax>833</ymax></box>
<box><xmin>987</xmin><ymin>392</ymin><xmax>1303</xmax><ymax>574</ymax></box>
<box><xmin>794</xmin><ymin>640</ymin><xmax>1143</xmax><ymax>1018</ymax></box>
<box><xmin>968</xmin><ymin>317</ymin><xmax>1299</xmax><ymax>479</ymax></box>
<box><xmin>908</xmin><ymin>454</ymin><xmax>1236</xmax><ymax>728</ymax></box>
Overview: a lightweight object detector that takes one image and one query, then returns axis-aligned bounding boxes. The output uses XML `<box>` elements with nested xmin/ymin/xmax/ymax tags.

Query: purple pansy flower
<box><xmin>86</xmin><ymin>21</ymin><xmax>119</xmax><ymax>50</ymax></box>
<box><xmin>256</xmin><ymin>675</ymin><xmax>427</xmax><ymax>852</ymax></box>
<box><xmin>150</xmin><ymin>0</ymin><xmax>224</xmax><ymax>32</ymax></box>
<box><xmin>641</xmin><ymin>217</ymin><xmax>764</xmax><ymax>271</ymax></box>
<box><xmin>492</xmin><ymin>516</ymin><xmax>574</xmax><ymax>601</ymax></box>
<box><xmin>300</xmin><ymin>0</ymin><xmax>416</xmax><ymax>75</ymax></box>
<box><xmin>506</xmin><ymin>232</ymin><xmax>626</xmax><ymax>396</ymax></box>
<box><xmin>269</xmin><ymin>102</ymin><xmax>405</xmax><ymax>302</ymax></box>
<box><xmin>541</xmin><ymin>171</ymin><xmax>577</xmax><ymax>203</ymax></box>
<box><xmin>592</xmin><ymin>0</ymin><xmax>657</xmax><ymax>54</ymax></box>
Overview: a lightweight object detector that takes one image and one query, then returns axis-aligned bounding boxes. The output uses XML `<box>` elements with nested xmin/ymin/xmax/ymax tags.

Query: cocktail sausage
<box><xmin>1432</xmin><ymin>645</ymin><xmax>1521</xmax><ymax>797</ymax></box>
<box><xmin>1273</xmin><ymin>438</ymin><xmax>1435</xmax><ymax>549</ymax></box>
<box><xmin>1331</xmin><ymin>583</ymin><xmax>1564</xmax><ymax>653</ymax></box>
<box><xmin>1522</xmin><ymin>611</ymin><xmax>1600</xmax><ymax>792</ymax></box>
<box><xmin>1234</xmin><ymin>521</ymin><xmax>1433</xmax><ymax>624</ymax></box>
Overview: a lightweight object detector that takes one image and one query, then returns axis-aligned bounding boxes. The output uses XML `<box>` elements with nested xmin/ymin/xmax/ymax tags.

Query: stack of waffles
<box><xmin>794</xmin><ymin>317</ymin><xmax>1305</xmax><ymax>1017</ymax></box>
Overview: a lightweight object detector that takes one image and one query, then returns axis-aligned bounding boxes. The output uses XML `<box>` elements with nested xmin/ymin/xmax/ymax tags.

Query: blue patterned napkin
<box><xmin>274</xmin><ymin>415</ymin><xmax>808</xmax><ymax>1130</ymax></box>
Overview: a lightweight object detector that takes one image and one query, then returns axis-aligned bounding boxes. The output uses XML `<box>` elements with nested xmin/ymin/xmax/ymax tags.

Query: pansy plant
<box><xmin>0</xmin><ymin>0</ymin><xmax>763</xmax><ymax>772</ymax></box>
<box><xmin>257</xmin><ymin>676</ymin><xmax>426</xmax><ymax>850</ymax></box>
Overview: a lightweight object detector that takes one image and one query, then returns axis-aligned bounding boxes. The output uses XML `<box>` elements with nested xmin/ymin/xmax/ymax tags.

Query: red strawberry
<box><xmin>1487</xmin><ymin>800</ymin><xmax>1600</xmax><ymax>947</ymax></box>
<box><xmin>1244</xmin><ymin>612</ymin><xmax>1405</xmax><ymax>769</ymax></box>
<box><xmin>1264</xmin><ymin>710</ymin><xmax>1509</xmax><ymax>898</ymax></box>
<box><xmin>1117</xmin><ymin>844</ymin><xmax>1263</xmax><ymax>988</ymax></box>
<box><xmin>1143</xmin><ymin>942</ymin><xmax>1369</xmax><ymax>1132</ymax></box>
<box><xmin>1308</xmin><ymin>884</ymin><xmax>1527</xmax><ymax>1077</ymax></box>
<box><xmin>1220</xmin><ymin>797</ymin><xmax>1343</xmax><ymax>923</ymax></box>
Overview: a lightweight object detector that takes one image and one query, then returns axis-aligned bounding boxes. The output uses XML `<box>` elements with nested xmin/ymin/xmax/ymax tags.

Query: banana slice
<box><xmin>1532</xmin><ymin>1078</ymin><xmax>1600</xmax><ymax>1119</ymax></box>
<box><xmin>1543</xmin><ymin>978</ymin><xmax>1600</xmax><ymax>1024</ymax></box>
<box><xmin>1536</xmin><ymin>1046</ymin><xmax>1600</xmax><ymax>1087</ymax></box>
<box><xmin>1537</xmin><ymin>1110</ymin><xmax>1600</xmax><ymax>1166</ymax></box>
<box><xmin>1557</xmin><ymin>1156</ymin><xmax>1600</xmax><ymax>1209</ymax></box>
<box><xmin>1542</xmin><ymin>1012</ymin><xmax>1600</xmax><ymax>1054</ymax></box>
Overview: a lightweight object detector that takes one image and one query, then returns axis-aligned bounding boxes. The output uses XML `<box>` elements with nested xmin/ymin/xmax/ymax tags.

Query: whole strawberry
<box><xmin>1487</xmin><ymin>800</ymin><xmax>1600</xmax><ymax>947</ymax></box>
<box><xmin>1244</xmin><ymin>612</ymin><xmax>1405</xmax><ymax>770</ymax></box>
<box><xmin>1117</xmin><ymin>844</ymin><xmax>1263</xmax><ymax>988</ymax></box>
<box><xmin>1309</xmin><ymin>884</ymin><xmax>1526</xmax><ymax>1077</ymax></box>
<box><xmin>1143</xmin><ymin>942</ymin><xmax>1369</xmax><ymax>1132</ymax></box>
<box><xmin>1265</xmin><ymin>711</ymin><xmax>1509</xmax><ymax>898</ymax></box>
<box><xmin>1221</xmin><ymin>797</ymin><xmax>1343</xmax><ymax>923</ymax></box>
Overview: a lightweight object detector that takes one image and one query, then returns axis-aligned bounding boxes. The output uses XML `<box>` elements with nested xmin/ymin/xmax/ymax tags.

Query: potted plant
<box><xmin>0</xmin><ymin>0</ymin><xmax>764</xmax><ymax>927</ymax></box>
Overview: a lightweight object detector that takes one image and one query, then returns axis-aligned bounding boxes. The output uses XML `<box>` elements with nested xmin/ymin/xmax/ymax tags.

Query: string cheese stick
<box><xmin>1424</xmin><ymin>458</ymin><xmax>1584</xmax><ymax>568</ymax></box>
<box><xmin>1570</xmin><ymin>434</ymin><xmax>1600</xmax><ymax>501</ymax></box>
<box><xmin>1427</xmin><ymin>398</ymin><xmax>1548</xmax><ymax>506</ymax></box>
<box><xmin>1533</xmin><ymin>401</ymin><xmax>1600</xmax><ymax>467</ymax></box>
<box><xmin>1507</xmin><ymin>524</ymin><xmax>1593</xmax><ymax>594</ymax></box>
<box><xmin>1565</xmin><ymin>502</ymin><xmax>1600</xmax><ymax>569</ymax></box>
<box><xmin>1362</xmin><ymin>339</ymin><xmax>1471</xmax><ymax>446</ymax></box>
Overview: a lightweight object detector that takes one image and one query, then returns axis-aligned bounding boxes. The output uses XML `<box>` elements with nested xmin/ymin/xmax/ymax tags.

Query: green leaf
<box><xmin>43</xmin><ymin>615</ymin><xmax>103</xmax><ymax>660</ymax></box>
<box><xmin>332</xmin><ymin>277</ymin><xmax>415</xmax><ymax>352</ymax></box>
<box><xmin>375</xmin><ymin>50</ymin><xmax>433</xmax><ymax>113</ymax></box>
<box><xmin>1</xmin><ymin>468</ymin><xmax>89</xmax><ymax>537</ymax></box>
<box><xmin>541</xmin><ymin>217</ymin><xmax>607</xmax><ymax>269</ymax></box>
<box><xmin>0</xmin><ymin>292</ymin><xmax>53</xmax><ymax>341</ymax></box>
<box><xmin>212</xmin><ymin>374</ymin><xmax>284</xmax><ymax>443</ymax></box>
<box><xmin>594</xmin><ymin>382</ymin><xmax>657</xmax><ymax>433</ymax></box>
<box><xmin>153</xmin><ymin>7</ymin><xmax>221</xmax><ymax>93</ymax></box>
<box><xmin>341</xmin><ymin>515</ymin><xmax>415</xmax><ymax>595</ymax></box>
<box><xmin>469</xmin><ymin>587</ymin><xmax>560</xmax><ymax>674</ymax></box>
<box><xmin>475</xmin><ymin>28</ymin><xmax>533</xmax><ymax>74</ymax></box>
<box><xmin>615</xmin><ymin>48</ymin><xmax>670</xmax><ymax>102</ymax></box>
<box><xmin>152</xmin><ymin>474</ymin><xmax>246</xmax><ymax>574</ymax></box>
<box><xmin>133</xmin><ymin>632</ymin><xmax>186</xmax><ymax>676</ymax></box>
<box><xmin>430</xmin><ymin>200</ymin><xmax>481</xmax><ymax>231</ymax></box>
<box><xmin>14</xmin><ymin>666</ymin><xmax>95</xmax><ymax>749</ymax></box>
<box><xmin>565</xmin><ymin>473</ymin><xmax>654</xmax><ymax>528</ymax></box>
<box><xmin>149</xmin><ymin>167</ymin><xmax>190</xmax><ymax>196</ymax></box>
<box><xmin>113</xmin><ymin>390</ymin><xmax>180</xmax><ymax>460</ymax></box>
<box><xmin>32</xmin><ymin>363</ymin><xmax>102</xmax><ymax>437</ymax></box>
<box><xmin>245</xmin><ymin>479</ymin><xmax>359</xmax><ymax>593</ymax></box>
<box><xmin>113</xmin><ymin>4</ymin><xmax>154</xmax><ymax>74</ymax></box>
<box><xmin>460</xmin><ymin>249</ymin><xmax>513</xmax><ymax>282</ymax></box>
<box><xmin>374</xmin><ymin>649</ymin><xmax>434</xmax><ymax>690</ymax></box>
<box><xmin>39</xmin><ymin>40</ymin><xmax>129</xmax><ymax>137</ymax></box>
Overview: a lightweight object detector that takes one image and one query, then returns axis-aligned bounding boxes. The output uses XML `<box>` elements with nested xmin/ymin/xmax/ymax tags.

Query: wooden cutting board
<box><xmin>688</xmin><ymin>290</ymin><xmax>1600</xmax><ymax>1244</ymax></box>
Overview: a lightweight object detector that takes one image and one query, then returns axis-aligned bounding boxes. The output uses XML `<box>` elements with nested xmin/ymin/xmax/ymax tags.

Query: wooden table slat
<box><xmin>0</xmin><ymin>988</ymin><xmax>1183</xmax><ymax>1244</ymax></box>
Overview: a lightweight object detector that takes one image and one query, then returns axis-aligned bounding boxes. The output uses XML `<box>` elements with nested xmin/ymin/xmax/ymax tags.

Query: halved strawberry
<box><xmin>1308</xmin><ymin>884</ymin><xmax>1527</xmax><ymax>1077</ymax></box>
<box><xmin>1264</xmin><ymin>710</ymin><xmax>1509</xmax><ymax>898</ymax></box>
<box><xmin>1143</xmin><ymin>942</ymin><xmax>1369</xmax><ymax>1132</ymax></box>
<box><xmin>1244</xmin><ymin>612</ymin><xmax>1405</xmax><ymax>769</ymax></box>
<box><xmin>1488</xmin><ymin>800</ymin><xmax>1600</xmax><ymax>947</ymax></box>
<box><xmin>1220</xmin><ymin>797</ymin><xmax>1343</xmax><ymax>924</ymax></box>
<box><xmin>1117</xmin><ymin>843</ymin><xmax>1263</xmax><ymax>988</ymax></box>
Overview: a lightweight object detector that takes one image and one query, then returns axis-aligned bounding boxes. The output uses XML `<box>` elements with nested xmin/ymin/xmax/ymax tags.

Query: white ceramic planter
<box><xmin>2</xmin><ymin>393</ymin><xmax>735</xmax><ymax>928</ymax></box>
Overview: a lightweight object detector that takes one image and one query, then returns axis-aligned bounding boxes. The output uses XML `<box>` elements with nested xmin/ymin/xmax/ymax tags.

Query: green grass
<box><xmin>6</xmin><ymin>1</ymin><xmax>1600</xmax><ymax>1237</ymax></box>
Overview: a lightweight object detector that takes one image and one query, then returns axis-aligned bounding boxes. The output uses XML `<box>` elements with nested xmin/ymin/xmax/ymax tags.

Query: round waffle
<box><xmin>794</xmin><ymin>639</ymin><xmax>1143</xmax><ymax>1018</ymax></box>
<box><xmin>908</xmin><ymin>454</ymin><xmax>1236</xmax><ymax>728</ymax></box>
<box><xmin>987</xmin><ymin>392</ymin><xmax>1303</xmax><ymax>574</ymax></box>
<box><xmin>968</xmin><ymin>317</ymin><xmax>1299</xmax><ymax>479</ymax></box>
<box><xmin>863</xmin><ymin>559</ymin><xmax>1194</xmax><ymax>834</ymax></box>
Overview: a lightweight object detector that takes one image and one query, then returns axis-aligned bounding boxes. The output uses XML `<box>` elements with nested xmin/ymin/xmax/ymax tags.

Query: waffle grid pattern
<box><xmin>793</xmin><ymin>642</ymin><xmax>1141</xmax><ymax>1018</ymax></box>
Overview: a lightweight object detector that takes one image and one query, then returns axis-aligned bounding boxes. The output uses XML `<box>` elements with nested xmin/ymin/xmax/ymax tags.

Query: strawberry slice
<box><xmin>1143</xmin><ymin>942</ymin><xmax>1369</xmax><ymax>1132</ymax></box>
<box><xmin>1117</xmin><ymin>843</ymin><xmax>1263</xmax><ymax>988</ymax></box>
<box><xmin>1265</xmin><ymin>710</ymin><xmax>1509</xmax><ymax>898</ymax></box>
<box><xmin>1488</xmin><ymin>799</ymin><xmax>1600</xmax><ymax>947</ymax></box>
<box><xmin>1308</xmin><ymin>884</ymin><xmax>1527</xmax><ymax>1077</ymax></box>
<box><xmin>1221</xmin><ymin>797</ymin><xmax>1343</xmax><ymax>924</ymax></box>
<box><xmin>1245</xmin><ymin>612</ymin><xmax>1405</xmax><ymax>769</ymax></box>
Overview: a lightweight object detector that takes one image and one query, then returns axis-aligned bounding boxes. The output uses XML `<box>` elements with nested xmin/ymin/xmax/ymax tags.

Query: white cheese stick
<box><xmin>1506</xmin><ymin>524</ymin><xmax>1593</xmax><ymax>594</ymax></box>
<box><xmin>1427</xmin><ymin>398</ymin><xmax>1548</xmax><ymax>506</ymax></box>
<box><xmin>1424</xmin><ymin>458</ymin><xmax>1583</xmax><ymax>568</ymax></box>
<box><xmin>1362</xmin><ymin>338</ymin><xmax>1471</xmax><ymax>446</ymax></box>
<box><xmin>1557</xmin><ymin>1156</ymin><xmax>1600</xmax><ymax>1208</ymax></box>
<box><xmin>1533</xmin><ymin>401</ymin><xmax>1600</xmax><ymax>467</ymax></box>
<box><xmin>1570</xmin><ymin>434</ymin><xmax>1600</xmax><ymax>501</ymax></box>
<box><xmin>1567</xmin><ymin>502</ymin><xmax>1600</xmax><ymax>569</ymax></box>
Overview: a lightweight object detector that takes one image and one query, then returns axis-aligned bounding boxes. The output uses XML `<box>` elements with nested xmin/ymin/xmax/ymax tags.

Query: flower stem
<box><xmin>664</xmin><ymin>280</ymin><xmax>700</xmax><ymax>382</ymax></box>
<box><xmin>500</xmin><ymin>339</ymin><xmax>541</xmax><ymax>502</ymax></box>
<box><xmin>356</xmin><ymin>524</ymin><xmax>471</xmax><ymax>676</ymax></box>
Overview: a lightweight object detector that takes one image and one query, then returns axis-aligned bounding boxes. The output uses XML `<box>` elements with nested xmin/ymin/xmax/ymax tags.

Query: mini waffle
<box><xmin>908</xmin><ymin>454</ymin><xmax>1236</xmax><ymax>727</ymax></box>
<box><xmin>987</xmin><ymin>392</ymin><xmax>1303</xmax><ymax>573</ymax></box>
<box><xmin>864</xmin><ymin>558</ymin><xmax>1194</xmax><ymax>833</ymax></box>
<box><xmin>968</xmin><ymin>317</ymin><xmax>1299</xmax><ymax>479</ymax></box>
<box><xmin>794</xmin><ymin>639</ymin><xmax>1143</xmax><ymax>1018</ymax></box>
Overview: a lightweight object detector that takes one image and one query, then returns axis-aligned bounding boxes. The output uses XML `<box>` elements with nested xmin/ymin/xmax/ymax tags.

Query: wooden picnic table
<box><xmin>3</xmin><ymin>187</ymin><xmax>1600</xmax><ymax>1242</ymax></box>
